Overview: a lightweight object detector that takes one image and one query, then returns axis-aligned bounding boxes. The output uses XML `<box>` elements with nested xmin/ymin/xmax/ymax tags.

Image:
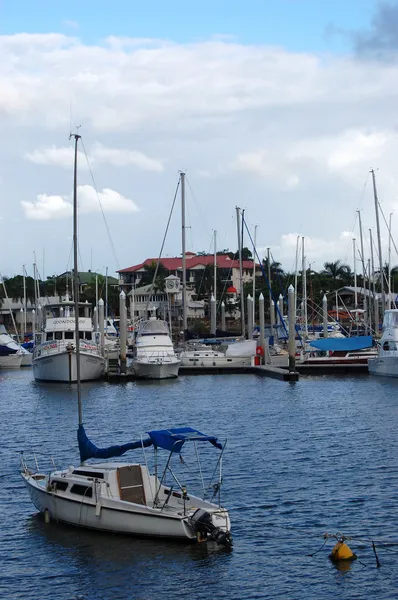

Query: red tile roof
<box><xmin>118</xmin><ymin>254</ymin><xmax>259</xmax><ymax>273</ymax></box>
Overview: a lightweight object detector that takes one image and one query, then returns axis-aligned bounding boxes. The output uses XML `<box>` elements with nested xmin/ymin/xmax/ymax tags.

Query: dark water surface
<box><xmin>1</xmin><ymin>369</ymin><xmax>398</xmax><ymax>599</ymax></box>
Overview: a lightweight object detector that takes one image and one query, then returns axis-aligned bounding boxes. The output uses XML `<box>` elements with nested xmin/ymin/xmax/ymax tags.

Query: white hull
<box><xmin>180</xmin><ymin>354</ymin><xmax>252</xmax><ymax>368</ymax></box>
<box><xmin>368</xmin><ymin>355</ymin><xmax>398</xmax><ymax>377</ymax></box>
<box><xmin>0</xmin><ymin>353</ymin><xmax>23</xmax><ymax>369</ymax></box>
<box><xmin>33</xmin><ymin>351</ymin><xmax>104</xmax><ymax>382</ymax></box>
<box><xmin>133</xmin><ymin>359</ymin><xmax>180</xmax><ymax>379</ymax></box>
<box><xmin>23</xmin><ymin>475</ymin><xmax>197</xmax><ymax>540</ymax></box>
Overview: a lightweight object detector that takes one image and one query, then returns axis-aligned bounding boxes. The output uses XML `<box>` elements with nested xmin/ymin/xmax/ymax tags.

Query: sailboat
<box><xmin>21</xmin><ymin>134</ymin><xmax>232</xmax><ymax>546</ymax></box>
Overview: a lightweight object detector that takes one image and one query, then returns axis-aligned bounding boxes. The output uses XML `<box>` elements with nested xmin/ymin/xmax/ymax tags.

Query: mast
<box><xmin>181</xmin><ymin>172</ymin><xmax>187</xmax><ymax>335</ymax></box>
<box><xmin>357</xmin><ymin>210</ymin><xmax>367</xmax><ymax>329</ymax></box>
<box><xmin>302</xmin><ymin>236</ymin><xmax>308</xmax><ymax>337</ymax></box>
<box><xmin>236</xmin><ymin>206</ymin><xmax>245</xmax><ymax>338</ymax></box>
<box><xmin>252</xmin><ymin>225</ymin><xmax>257</xmax><ymax>328</ymax></box>
<box><xmin>105</xmin><ymin>266</ymin><xmax>108</xmax><ymax>333</ymax></box>
<box><xmin>22</xmin><ymin>265</ymin><xmax>27</xmax><ymax>341</ymax></box>
<box><xmin>388</xmin><ymin>213</ymin><xmax>392</xmax><ymax>309</ymax></box>
<box><xmin>214</xmin><ymin>229</ymin><xmax>217</xmax><ymax>320</ymax></box>
<box><xmin>370</xmin><ymin>228</ymin><xmax>377</xmax><ymax>334</ymax></box>
<box><xmin>353</xmin><ymin>237</ymin><xmax>358</xmax><ymax>328</ymax></box>
<box><xmin>371</xmin><ymin>169</ymin><xmax>385</xmax><ymax>317</ymax></box>
<box><xmin>267</xmin><ymin>247</ymin><xmax>274</xmax><ymax>337</ymax></box>
<box><xmin>294</xmin><ymin>235</ymin><xmax>300</xmax><ymax>314</ymax></box>
<box><xmin>71</xmin><ymin>133</ymin><xmax>83</xmax><ymax>426</ymax></box>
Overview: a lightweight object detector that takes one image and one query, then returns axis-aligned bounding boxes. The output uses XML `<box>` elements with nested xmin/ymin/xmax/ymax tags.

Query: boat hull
<box><xmin>368</xmin><ymin>355</ymin><xmax>398</xmax><ymax>377</ymax></box>
<box><xmin>133</xmin><ymin>360</ymin><xmax>180</xmax><ymax>380</ymax></box>
<box><xmin>22</xmin><ymin>475</ymin><xmax>196</xmax><ymax>540</ymax></box>
<box><xmin>180</xmin><ymin>354</ymin><xmax>252</xmax><ymax>368</ymax></box>
<box><xmin>0</xmin><ymin>354</ymin><xmax>23</xmax><ymax>369</ymax></box>
<box><xmin>33</xmin><ymin>351</ymin><xmax>104</xmax><ymax>382</ymax></box>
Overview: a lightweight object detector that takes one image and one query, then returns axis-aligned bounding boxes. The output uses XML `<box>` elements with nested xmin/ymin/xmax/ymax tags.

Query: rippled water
<box><xmin>1</xmin><ymin>369</ymin><xmax>398</xmax><ymax>599</ymax></box>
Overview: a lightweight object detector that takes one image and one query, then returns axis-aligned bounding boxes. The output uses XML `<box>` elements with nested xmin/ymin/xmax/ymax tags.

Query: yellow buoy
<box><xmin>329</xmin><ymin>541</ymin><xmax>357</xmax><ymax>562</ymax></box>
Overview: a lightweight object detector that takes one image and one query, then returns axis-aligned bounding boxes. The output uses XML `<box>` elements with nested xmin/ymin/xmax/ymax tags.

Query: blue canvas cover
<box><xmin>78</xmin><ymin>424</ymin><xmax>152</xmax><ymax>463</ymax></box>
<box><xmin>309</xmin><ymin>336</ymin><xmax>374</xmax><ymax>352</ymax></box>
<box><xmin>148</xmin><ymin>427</ymin><xmax>223</xmax><ymax>452</ymax></box>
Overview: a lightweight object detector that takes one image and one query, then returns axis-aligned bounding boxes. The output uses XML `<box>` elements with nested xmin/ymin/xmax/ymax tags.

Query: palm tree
<box><xmin>321</xmin><ymin>260</ymin><xmax>352</xmax><ymax>289</ymax></box>
<box><xmin>138</xmin><ymin>261</ymin><xmax>167</xmax><ymax>292</ymax></box>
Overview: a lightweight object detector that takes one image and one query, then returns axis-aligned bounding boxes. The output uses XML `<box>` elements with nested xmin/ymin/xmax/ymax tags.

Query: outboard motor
<box><xmin>190</xmin><ymin>509</ymin><xmax>233</xmax><ymax>547</ymax></box>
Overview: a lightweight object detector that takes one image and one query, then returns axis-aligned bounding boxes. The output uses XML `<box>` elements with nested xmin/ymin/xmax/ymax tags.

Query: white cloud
<box><xmin>21</xmin><ymin>185</ymin><xmax>139</xmax><ymax>220</ymax></box>
<box><xmin>25</xmin><ymin>143</ymin><xmax>163</xmax><ymax>172</ymax></box>
<box><xmin>3</xmin><ymin>31</ymin><xmax>398</xmax><ymax>274</ymax></box>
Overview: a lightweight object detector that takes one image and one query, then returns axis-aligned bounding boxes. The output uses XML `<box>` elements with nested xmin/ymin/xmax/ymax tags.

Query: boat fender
<box><xmin>44</xmin><ymin>509</ymin><xmax>50</xmax><ymax>524</ymax></box>
<box><xmin>95</xmin><ymin>502</ymin><xmax>102</xmax><ymax>517</ymax></box>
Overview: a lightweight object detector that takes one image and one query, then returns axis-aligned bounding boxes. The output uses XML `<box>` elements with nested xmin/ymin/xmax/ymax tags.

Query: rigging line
<box><xmin>378</xmin><ymin>202</ymin><xmax>398</xmax><ymax>260</ymax></box>
<box><xmin>186</xmin><ymin>177</ymin><xmax>213</xmax><ymax>240</ymax></box>
<box><xmin>80</xmin><ymin>138</ymin><xmax>120</xmax><ymax>269</ymax></box>
<box><xmin>195</xmin><ymin>235</ymin><xmax>216</xmax><ymax>301</ymax></box>
<box><xmin>144</xmin><ymin>178</ymin><xmax>180</xmax><ymax>313</ymax></box>
<box><xmin>242</xmin><ymin>215</ymin><xmax>289</xmax><ymax>336</ymax></box>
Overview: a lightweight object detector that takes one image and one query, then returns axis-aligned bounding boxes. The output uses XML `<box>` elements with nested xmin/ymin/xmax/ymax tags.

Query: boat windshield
<box><xmin>138</xmin><ymin>320</ymin><xmax>170</xmax><ymax>336</ymax></box>
<box><xmin>383</xmin><ymin>311</ymin><xmax>398</xmax><ymax>329</ymax></box>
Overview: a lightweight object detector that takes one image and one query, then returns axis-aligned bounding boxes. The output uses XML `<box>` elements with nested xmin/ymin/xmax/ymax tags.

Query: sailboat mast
<box><xmin>236</xmin><ymin>206</ymin><xmax>245</xmax><ymax>338</ymax></box>
<box><xmin>388</xmin><ymin>212</ymin><xmax>392</xmax><ymax>309</ymax></box>
<box><xmin>214</xmin><ymin>229</ymin><xmax>217</xmax><ymax>316</ymax></box>
<box><xmin>371</xmin><ymin>169</ymin><xmax>385</xmax><ymax>317</ymax></box>
<box><xmin>71</xmin><ymin>133</ymin><xmax>83</xmax><ymax>426</ymax></box>
<box><xmin>370</xmin><ymin>228</ymin><xmax>377</xmax><ymax>333</ymax></box>
<box><xmin>181</xmin><ymin>172</ymin><xmax>187</xmax><ymax>335</ymax></box>
<box><xmin>357</xmin><ymin>210</ymin><xmax>367</xmax><ymax>329</ymax></box>
<box><xmin>302</xmin><ymin>236</ymin><xmax>308</xmax><ymax>337</ymax></box>
<box><xmin>252</xmin><ymin>225</ymin><xmax>257</xmax><ymax>328</ymax></box>
<box><xmin>23</xmin><ymin>265</ymin><xmax>27</xmax><ymax>340</ymax></box>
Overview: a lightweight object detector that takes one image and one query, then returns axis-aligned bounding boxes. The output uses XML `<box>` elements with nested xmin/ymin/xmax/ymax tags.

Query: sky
<box><xmin>2</xmin><ymin>0</ymin><xmax>398</xmax><ymax>279</ymax></box>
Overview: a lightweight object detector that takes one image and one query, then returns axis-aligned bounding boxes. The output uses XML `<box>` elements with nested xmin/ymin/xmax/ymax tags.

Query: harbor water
<box><xmin>1</xmin><ymin>369</ymin><xmax>398</xmax><ymax>599</ymax></box>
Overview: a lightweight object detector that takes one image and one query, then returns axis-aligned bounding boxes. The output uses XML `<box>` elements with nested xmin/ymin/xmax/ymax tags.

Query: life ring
<box><xmin>256</xmin><ymin>346</ymin><xmax>264</xmax><ymax>357</ymax></box>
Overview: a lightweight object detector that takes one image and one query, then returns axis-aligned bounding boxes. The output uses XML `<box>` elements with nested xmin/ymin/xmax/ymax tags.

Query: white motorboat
<box><xmin>132</xmin><ymin>318</ymin><xmax>180</xmax><ymax>379</ymax></box>
<box><xmin>368</xmin><ymin>310</ymin><xmax>398</xmax><ymax>377</ymax></box>
<box><xmin>33</xmin><ymin>300</ymin><xmax>104</xmax><ymax>382</ymax></box>
<box><xmin>179</xmin><ymin>339</ymin><xmax>256</xmax><ymax>368</ymax></box>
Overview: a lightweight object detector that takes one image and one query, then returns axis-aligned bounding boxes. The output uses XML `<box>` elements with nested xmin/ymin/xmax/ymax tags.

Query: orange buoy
<box><xmin>329</xmin><ymin>541</ymin><xmax>357</xmax><ymax>562</ymax></box>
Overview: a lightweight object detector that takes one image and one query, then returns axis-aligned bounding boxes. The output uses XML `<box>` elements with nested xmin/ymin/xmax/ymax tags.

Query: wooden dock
<box><xmin>105</xmin><ymin>364</ymin><xmax>299</xmax><ymax>381</ymax></box>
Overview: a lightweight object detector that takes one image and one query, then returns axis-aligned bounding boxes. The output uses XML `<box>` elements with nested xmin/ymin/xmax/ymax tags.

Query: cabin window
<box><xmin>79</xmin><ymin>331</ymin><xmax>84</xmax><ymax>339</ymax></box>
<box><xmin>55</xmin><ymin>332</ymin><xmax>62</xmax><ymax>340</ymax></box>
<box><xmin>65</xmin><ymin>332</ymin><xmax>74</xmax><ymax>340</ymax></box>
<box><xmin>85</xmin><ymin>332</ymin><xmax>92</xmax><ymax>341</ymax></box>
<box><xmin>70</xmin><ymin>484</ymin><xmax>93</xmax><ymax>497</ymax></box>
<box><xmin>46</xmin><ymin>333</ymin><xmax>53</xmax><ymax>341</ymax></box>
<box><xmin>52</xmin><ymin>480</ymin><xmax>68</xmax><ymax>491</ymax></box>
<box><xmin>73</xmin><ymin>469</ymin><xmax>104</xmax><ymax>479</ymax></box>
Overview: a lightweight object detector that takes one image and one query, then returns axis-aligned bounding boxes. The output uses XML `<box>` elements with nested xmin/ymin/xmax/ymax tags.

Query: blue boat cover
<box><xmin>309</xmin><ymin>335</ymin><xmax>374</xmax><ymax>352</ymax></box>
<box><xmin>78</xmin><ymin>425</ymin><xmax>222</xmax><ymax>462</ymax></box>
<box><xmin>148</xmin><ymin>427</ymin><xmax>223</xmax><ymax>452</ymax></box>
<box><xmin>78</xmin><ymin>424</ymin><xmax>152</xmax><ymax>463</ymax></box>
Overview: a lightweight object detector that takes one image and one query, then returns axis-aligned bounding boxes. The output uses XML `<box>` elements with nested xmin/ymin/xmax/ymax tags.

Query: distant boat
<box><xmin>32</xmin><ymin>299</ymin><xmax>104</xmax><ymax>382</ymax></box>
<box><xmin>132</xmin><ymin>317</ymin><xmax>180</xmax><ymax>379</ymax></box>
<box><xmin>299</xmin><ymin>335</ymin><xmax>377</xmax><ymax>365</ymax></box>
<box><xmin>179</xmin><ymin>339</ymin><xmax>256</xmax><ymax>368</ymax></box>
<box><xmin>368</xmin><ymin>310</ymin><xmax>398</xmax><ymax>377</ymax></box>
<box><xmin>0</xmin><ymin>326</ymin><xmax>30</xmax><ymax>368</ymax></box>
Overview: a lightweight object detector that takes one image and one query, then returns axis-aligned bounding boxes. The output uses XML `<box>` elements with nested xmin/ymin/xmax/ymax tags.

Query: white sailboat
<box><xmin>132</xmin><ymin>317</ymin><xmax>180</xmax><ymax>379</ymax></box>
<box><xmin>21</xmin><ymin>426</ymin><xmax>231</xmax><ymax>544</ymax></box>
<box><xmin>21</xmin><ymin>133</ymin><xmax>232</xmax><ymax>546</ymax></box>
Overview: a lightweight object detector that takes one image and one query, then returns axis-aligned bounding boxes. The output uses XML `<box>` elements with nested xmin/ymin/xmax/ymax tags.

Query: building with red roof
<box><xmin>118</xmin><ymin>251</ymin><xmax>260</xmax><ymax>295</ymax></box>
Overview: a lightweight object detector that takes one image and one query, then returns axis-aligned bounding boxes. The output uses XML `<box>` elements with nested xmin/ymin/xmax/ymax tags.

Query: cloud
<box><xmin>21</xmin><ymin>185</ymin><xmax>139</xmax><ymax>220</ymax></box>
<box><xmin>3</xmin><ymin>25</ymin><xmax>398</xmax><ymax>275</ymax></box>
<box><xmin>353</xmin><ymin>2</ymin><xmax>398</xmax><ymax>59</ymax></box>
<box><xmin>25</xmin><ymin>143</ymin><xmax>164</xmax><ymax>172</ymax></box>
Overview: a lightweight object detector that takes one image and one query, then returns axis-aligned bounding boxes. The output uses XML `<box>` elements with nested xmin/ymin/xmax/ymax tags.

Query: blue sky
<box><xmin>0</xmin><ymin>0</ymin><xmax>380</xmax><ymax>51</ymax></box>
